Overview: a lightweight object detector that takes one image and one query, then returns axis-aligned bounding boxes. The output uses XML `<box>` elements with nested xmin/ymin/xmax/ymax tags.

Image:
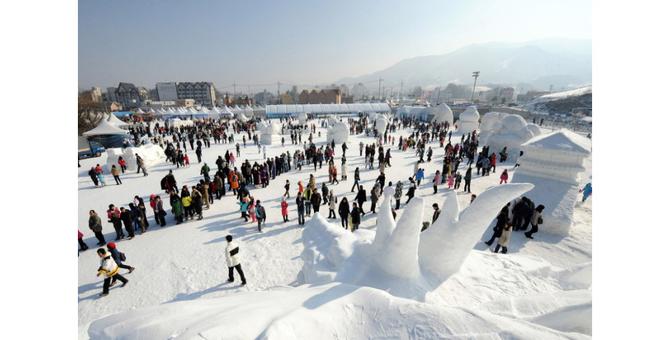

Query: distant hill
<box><xmin>337</xmin><ymin>38</ymin><xmax>591</xmax><ymax>91</ymax></box>
<box><xmin>525</xmin><ymin>85</ymin><xmax>592</xmax><ymax>115</ymax></box>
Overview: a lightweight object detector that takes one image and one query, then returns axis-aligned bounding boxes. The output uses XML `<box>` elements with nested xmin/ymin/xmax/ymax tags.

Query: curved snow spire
<box><xmin>419</xmin><ymin>183</ymin><xmax>534</xmax><ymax>282</ymax></box>
<box><xmin>371</xmin><ymin>186</ymin><xmax>397</xmax><ymax>252</ymax></box>
<box><xmin>375</xmin><ymin>197</ymin><xmax>424</xmax><ymax>279</ymax></box>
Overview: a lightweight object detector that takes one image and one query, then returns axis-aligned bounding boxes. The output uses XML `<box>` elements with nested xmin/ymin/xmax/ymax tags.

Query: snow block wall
<box><xmin>301</xmin><ymin>184</ymin><xmax>534</xmax><ymax>300</ymax></box>
<box><xmin>456</xmin><ymin>106</ymin><xmax>480</xmax><ymax>133</ymax></box>
<box><xmin>512</xmin><ymin>130</ymin><xmax>592</xmax><ymax>236</ymax></box>
<box><xmin>104</xmin><ymin>144</ymin><xmax>165</xmax><ymax>172</ymax></box>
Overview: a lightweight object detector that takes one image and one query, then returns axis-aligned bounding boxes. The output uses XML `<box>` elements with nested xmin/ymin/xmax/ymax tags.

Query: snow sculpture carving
<box><xmin>302</xmin><ymin>183</ymin><xmax>534</xmax><ymax>300</ymax></box>
<box><xmin>104</xmin><ymin>144</ymin><xmax>164</xmax><ymax>172</ymax></box>
<box><xmin>456</xmin><ymin>106</ymin><xmax>480</xmax><ymax>133</ymax></box>
<box><xmin>257</xmin><ymin>121</ymin><xmax>275</xmax><ymax>145</ymax></box>
<box><xmin>480</xmin><ymin>113</ymin><xmax>543</xmax><ymax>161</ymax></box>
<box><xmin>374</xmin><ymin>115</ymin><xmax>390</xmax><ymax>134</ymax></box>
<box><xmin>512</xmin><ymin>129</ymin><xmax>591</xmax><ymax>236</ymax></box>
<box><xmin>431</xmin><ymin>103</ymin><xmax>454</xmax><ymax>125</ymax></box>
<box><xmin>296</xmin><ymin>112</ymin><xmax>308</xmax><ymax>125</ymax></box>
<box><xmin>326</xmin><ymin>120</ymin><xmax>349</xmax><ymax>144</ymax></box>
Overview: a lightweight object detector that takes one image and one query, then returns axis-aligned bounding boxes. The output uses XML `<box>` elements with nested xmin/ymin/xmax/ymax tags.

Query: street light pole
<box><xmin>470</xmin><ymin>71</ymin><xmax>480</xmax><ymax>102</ymax></box>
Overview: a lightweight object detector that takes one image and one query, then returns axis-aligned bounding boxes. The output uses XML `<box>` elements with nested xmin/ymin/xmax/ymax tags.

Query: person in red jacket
<box><xmin>490</xmin><ymin>153</ymin><xmax>497</xmax><ymax>173</ymax></box>
<box><xmin>78</xmin><ymin>230</ymin><xmax>89</xmax><ymax>252</ymax></box>
<box><xmin>118</xmin><ymin>156</ymin><xmax>127</xmax><ymax>173</ymax></box>
<box><xmin>499</xmin><ymin>169</ymin><xmax>509</xmax><ymax>184</ymax></box>
<box><xmin>281</xmin><ymin>198</ymin><xmax>289</xmax><ymax>222</ymax></box>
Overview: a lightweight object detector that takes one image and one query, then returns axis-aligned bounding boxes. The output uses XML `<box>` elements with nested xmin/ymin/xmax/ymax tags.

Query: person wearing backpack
<box><xmin>106</xmin><ymin>242</ymin><xmax>135</xmax><ymax>274</ymax></box>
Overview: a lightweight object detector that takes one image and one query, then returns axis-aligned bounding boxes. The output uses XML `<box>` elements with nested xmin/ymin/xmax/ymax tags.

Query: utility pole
<box><xmin>277</xmin><ymin>81</ymin><xmax>281</xmax><ymax>99</ymax></box>
<box><xmin>378</xmin><ymin>78</ymin><xmax>383</xmax><ymax>100</ymax></box>
<box><xmin>470</xmin><ymin>71</ymin><xmax>480</xmax><ymax>102</ymax></box>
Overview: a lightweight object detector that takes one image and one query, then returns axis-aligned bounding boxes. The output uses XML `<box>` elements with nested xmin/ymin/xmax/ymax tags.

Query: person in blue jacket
<box><xmin>580</xmin><ymin>182</ymin><xmax>592</xmax><ymax>202</ymax></box>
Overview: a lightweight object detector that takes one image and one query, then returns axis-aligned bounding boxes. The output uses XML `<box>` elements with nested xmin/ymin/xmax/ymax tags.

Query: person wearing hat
<box><xmin>225</xmin><ymin>235</ymin><xmax>246</xmax><ymax>285</ymax></box>
<box><xmin>96</xmin><ymin>248</ymin><xmax>128</xmax><ymax>297</ymax></box>
<box><xmin>106</xmin><ymin>242</ymin><xmax>135</xmax><ymax>274</ymax></box>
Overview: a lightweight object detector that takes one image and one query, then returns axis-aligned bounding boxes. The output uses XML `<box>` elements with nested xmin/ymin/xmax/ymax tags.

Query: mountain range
<box><xmin>337</xmin><ymin>38</ymin><xmax>591</xmax><ymax>91</ymax></box>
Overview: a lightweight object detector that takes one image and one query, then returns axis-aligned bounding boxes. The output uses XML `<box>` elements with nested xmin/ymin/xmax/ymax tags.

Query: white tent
<box><xmin>107</xmin><ymin>113</ymin><xmax>130</xmax><ymax>128</ymax></box>
<box><xmin>136</xmin><ymin>108</ymin><xmax>145</xmax><ymax>114</ymax></box>
<box><xmin>83</xmin><ymin>118</ymin><xmax>129</xmax><ymax>136</ymax></box>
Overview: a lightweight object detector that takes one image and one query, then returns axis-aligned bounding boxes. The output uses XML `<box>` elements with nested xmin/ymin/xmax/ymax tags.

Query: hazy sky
<box><xmin>79</xmin><ymin>0</ymin><xmax>591</xmax><ymax>91</ymax></box>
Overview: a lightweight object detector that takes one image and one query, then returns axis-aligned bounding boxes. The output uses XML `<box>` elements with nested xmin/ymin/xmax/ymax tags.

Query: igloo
<box><xmin>456</xmin><ymin>106</ymin><xmax>480</xmax><ymax>133</ymax></box>
<box><xmin>326</xmin><ymin>120</ymin><xmax>349</xmax><ymax>144</ymax></box>
<box><xmin>374</xmin><ymin>115</ymin><xmax>390</xmax><ymax>134</ymax></box>
<box><xmin>512</xmin><ymin>129</ymin><xmax>591</xmax><ymax>236</ymax></box>
<box><xmin>480</xmin><ymin>113</ymin><xmax>543</xmax><ymax>161</ymax></box>
<box><xmin>431</xmin><ymin>103</ymin><xmax>454</xmax><ymax>125</ymax></box>
<box><xmin>104</xmin><ymin>144</ymin><xmax>164</xmax><ymax>172</ymax></box>
<box><xmin>302</xmin><ymin>183</ymin><xmax>533</xmax><ymax>300</ymax></box>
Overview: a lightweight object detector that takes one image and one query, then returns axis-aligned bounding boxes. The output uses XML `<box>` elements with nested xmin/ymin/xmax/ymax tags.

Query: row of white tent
<box><xmin>147</xmin><ymin>105</ymin><xmax>264</xmax><ymax>118</ymax></box>
<box><xmin>265</xmin><ymin>103</ymin><xmax>391</xmax><ymax>115</ymax></box>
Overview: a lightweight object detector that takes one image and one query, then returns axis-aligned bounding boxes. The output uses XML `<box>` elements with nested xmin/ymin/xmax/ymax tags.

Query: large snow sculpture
<box><xmin>104</xmin><ymin>144</ymin><xmax>164</xmax><ymax>172</ymax></box>
<box><xmin>480</xmin><ymin>113</ymin><xmax>543</xmax><ymax>161</ymax></box>
<box><xmin>374</xmin><ymin>115</ymin><xmax>390</xmax><ymax>134</ymax></box>
<box><xmin>257</xmin><ymin>121</ymin><xmax>275</xmax><ymax>145</ymax></box>
<box><xmin>296</xmin><ymin>112</ymin><xmax>308</xmax><ymax>125</ymax></box>
<box><xmin>456</xmin><ymin>106</ymin><xmax>480</xmax><ymax>133</ymax></box>
<box><xmin>326</xmin><ymin>120</ymin><xmax>349</xmax><ymax>144</ymax></box>
<box><xmin>431</xmin><ymin>103</ymin><xmax>454</xmax><ymax>125</ymax></box>
<box><xmin>302</xmin><ymin>184</ymin><xmax>533</xmax><ymax>300</ymax></box>
<box><xmin>512</xmin><ymin>129</ymin><xmax>591</xmax><ymax>236</ymax></box>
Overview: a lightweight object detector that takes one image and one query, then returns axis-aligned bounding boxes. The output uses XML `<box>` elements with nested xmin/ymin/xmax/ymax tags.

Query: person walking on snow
<box><xmin>394</xmin><ymin>181</ymin><xmax>403</xmax><ymax>210</ymax></box>
<box><xmin>328</xmin><ymin>191</ymin><xmax>337</xmax><ymax>218</ymax></box>
<box><xmin>225</xmin><ymin>235</ymin><xmax>247</xmax><ymax>285</ymax></box>
<box><xmin>111</xmin><ymin>165</ymin><xmax>122</xmax><ymax>185</ymax></box>
<box><xmin>255</xmin><ymin>200</ymin><xmax>266</xmax><ymax>232</ymax></box>
<box><xmin>106</xmin><ymin>242</ymin><xmax>135</xmax><ymax>274</ymax></box>
<box><xmin>433</xmin><ymin>170</ymin><xmax>441</xmax><ymax>194</ymax></box>
<box><xmin>499</xmin><ymin>169</ymin><xmax>509</xmax><ymax>184</ymax></box>
<box><xmin>494</xmin><ymin>224</ymin><xmax>512</xmax><ymax>254</ymax></box>
<box><xmin>524</xmin><ymin>205</ymin><xmax>545</xmax><ymax>239</ymax></box>
<box><xmin>78</xmin><ymin>230</ymin><xmax>89</xmax><ymax>252</ymax></box>
<box><xmin>96</xmin><ymin>248</ymin><xmax>128</xmax><ymax>297</ymax></box>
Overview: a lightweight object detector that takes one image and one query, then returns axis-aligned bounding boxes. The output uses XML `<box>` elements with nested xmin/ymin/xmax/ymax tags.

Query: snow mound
<box><xmin>456</xmin><ymin>106</ymin><xmax>480</xmax><ymax>133</ymax></box>
<box><xmin>431</xmin><ymin>103</ymin><xmax>454</xmax><ymax>125</ymax></box>
<box><xmin>89</xmin><ymin>282</ymin><xmax>589</xmax><ymax>340</ymax></box>
<box><xmin>104</xmin><ymin>144</ymin><xmax>164</xmax><ymax>172</ymax></box>
<box><xmin>301</xmin><ymin>184</ymin><xmax>533</xmax><ymax>300</ymax></box>
<box><xmin>326</xmin><ymin>121</ymin><xmax>349</xmax><ymax>144</ymax></box>
<box><xmin>296</xmin><ymin>112</ymin><xmax>308</xmax><ymax>124</ymax></box>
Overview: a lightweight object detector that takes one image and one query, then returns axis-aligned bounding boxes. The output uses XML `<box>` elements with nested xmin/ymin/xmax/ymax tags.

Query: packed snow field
<box><xmin>78</xmin><ymin>120</ymin><xmax>591</xmax><ymax>339</ymax></box>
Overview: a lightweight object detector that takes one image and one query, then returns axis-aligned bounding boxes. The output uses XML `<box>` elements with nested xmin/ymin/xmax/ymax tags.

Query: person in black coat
<box><xmin>311</xmin><ymin>192</ymin><xmax>322</xmax><ymax>213</ymax></box>
<box><xmin>405</xmin><ymin>178</ymin><xmax>416</xmax><ymax>204</ymax></box>
<box><xmin>485</xmin><ymin>204</ymin><xmax>510</xmax><ymax>246</ymax></box>
<box><xmin>463</xmin><ymin>167</ymin><xmax>473</xmax><ymax>193</ymax></box>
<box><xmin>338</xmin><ymin>197</ymin><xmax>350</xmax><ymax>229</ymax></box>
<box><xmin>350</xmin><ymin>202</ymin><xmax>361</xmax><ymax>231</ymax></box>
<box><xmin>296</xmin><ymin>195</ymin><xmax>306</xmax><ymax>225</ymax></box>
<box><xmin>351</xmin><ymin>167</ymin><xmax>361</xmax><ymax>192</ymax></box>
<box><xmin>88</xmin><ymin>167</ymin><xmax>99</xmax><ymax>186</ymax></box>
<box><xmin>119</xmin><ymin>207</ymin><xmax>135</xmax><ymax>239</ymax></box>
<box><xmin>355</xmin><ymin>186</ymin><xmax>367</xmax><ymax>215</ymax></box>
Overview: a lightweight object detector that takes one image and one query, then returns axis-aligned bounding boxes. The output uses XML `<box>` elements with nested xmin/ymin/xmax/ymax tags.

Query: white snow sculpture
<box><xmin>326</xmin><ymin>120</ymin><xmax>349</xmax><ymax>144</ymax></box>
<box><xmin>257</xmin><ymin>121</ymin><xmax>275</xmax><ymax>145</ymax></box>
<box><xmin>374</xmin><ymin>115</ymin><xmax>390</xmax><ymax>134</ymax></box>
<box><xmin>104</xmin><ymin>144</ymin><xmax>164</xmax><ymax>172</ymax></box>
<box><xmin>296</xmin><ymin>111</ymin><xmax>308</xmax><ymax>125</ymax></box>
<box><xmin>456</xmin><ymin>106</ymin><xmax>480</xmax><ymax>133</ymax></box>
<box><xmin>526</xmin><ymin>123</ymin><xmax>542</xmax><ymax>136</ymax></box>
<box><xmin>431</xmin><ymin>103</ymin><xmax>454</xmax><ymax>125</ymax></box>
<box><xmin>480</xmin><ymin>113</ymin><xmax>543</xmax><ymax>160</ymax></box>
<box><xmin>512</xmin><ymin>129</ymin><xmax>591</xmax><ymax>236</ymax></box>
<box><xmin>302</xmin><ymin>183</ymin><xmax>533</xmax><ymax>300</ymax></box>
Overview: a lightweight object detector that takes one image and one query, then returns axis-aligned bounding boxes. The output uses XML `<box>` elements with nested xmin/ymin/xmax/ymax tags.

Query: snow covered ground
<box><xmin>78</xmin><ymin>121</ymin><xmax>591</xmax><ymax>339</ymax></box>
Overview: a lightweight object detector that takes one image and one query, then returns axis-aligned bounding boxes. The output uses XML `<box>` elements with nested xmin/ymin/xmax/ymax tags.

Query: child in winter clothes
<box><xmin>106</xmin><ymin>242</ymin><xmax>134</xmax><ymax>274</ymax></box>
<box><xmin>248</xmin><ymin>199</ymin><xmax>257</xmax><ymax>223</ymax></box>
<box><xmin>281</xmin><ymin>199</ymin><xmax>289</xmax><ymax>222</ymax></box>
<box><xmin>499</xmin><ymin>169</ymin><xmax>509</xmax><ymax>184</ymax></box>
<box><xmin>447</xmin><ymin>174</ymin><xmax>454</xmax><ymax>189</ymax></box>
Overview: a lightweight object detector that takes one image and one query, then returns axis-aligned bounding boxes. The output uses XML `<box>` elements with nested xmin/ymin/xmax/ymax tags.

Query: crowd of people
<box><xmin>80</xmin><ymin>114</ymin><xmax>558</xmax><ymax>297</ymax></box>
